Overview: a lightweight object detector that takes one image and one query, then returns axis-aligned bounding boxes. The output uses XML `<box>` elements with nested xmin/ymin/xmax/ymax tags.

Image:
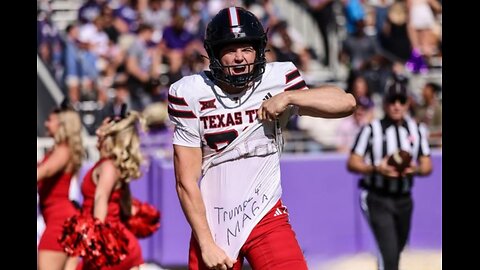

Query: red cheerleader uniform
<box><xmin>38</xmin><ymin>153</ymin><xmax>78</xmax><ymax>252</ymax></box>
<box><xmin>78</xmin><ymin>158</ymin><xmax>143</xmax><ymax>270</ymax></box>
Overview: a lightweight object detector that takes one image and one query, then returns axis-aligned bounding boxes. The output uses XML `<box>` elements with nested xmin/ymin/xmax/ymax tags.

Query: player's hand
<box><xmin>377</xmin><ymin>156</ymin><xmax>400</xmax><ymax>178</ymax></box>
<box><xmin>201</xmin><ymin>242</ymin><xmax>237</xmax><ymax>270</ymax></box>
<box><xmin>257</xmin><ymin>92</ymin><xmax>289</xmax><ymax>121</ymax></box>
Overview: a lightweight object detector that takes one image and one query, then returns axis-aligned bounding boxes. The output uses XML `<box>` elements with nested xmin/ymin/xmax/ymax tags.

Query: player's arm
<box><xmin>37</xmin><ymin>144</ymin><xmax>70</xmax><ymax>182</ymax></box>
<box><xmin>174</xmin><ymin>145</ymin><xmax>236</xmax><ymax>269</ymax></box>
<box><xmin>173</xmin><ymin>145</ymin><xmax>208</xmax><ymax>244</ymax></box>
<box><xmin>258</xmin><ymin>85</ymin><xmax>356</xmax><ymax>121</ymax></box>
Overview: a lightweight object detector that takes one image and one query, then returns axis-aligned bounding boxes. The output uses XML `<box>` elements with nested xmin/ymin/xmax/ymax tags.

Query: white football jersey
<box><xmin>168</xmin><ymin>61</ymin><xmax>308</xmax><ymax>258</ymax></box>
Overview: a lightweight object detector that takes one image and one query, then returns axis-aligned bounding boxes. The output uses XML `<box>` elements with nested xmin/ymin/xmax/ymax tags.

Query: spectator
<box><xmin>141</xmin><ymin>0</ymin><xmax>173</xmax><ymax>43</ymax></box>
<box><xmin>407</xmin><ymin>0</ymin><xmax>442</xmax><ymax>60</ymax></box>
<box><xmin>414</xmin><ymin>82</ymin><xmax>442</xmax><ymax>147</ymax></box>
<box><xmin>379</xmin><ymin>1</ymin><xmax>412</xmax><ymax>63</ymax></box>
<box><xmin>78</xmin><ymin>0</ymin><xmax>106</xmax><ymax>25</ymax></box>
<box><xmin>306</xmin><ymin>0</ymin><xmax>336</xmax><ymax>66</ymax></box>
<box><xmin>269</xmin><ymin>20</ymin><xmax>303</xmax><ymax>69</ymax></box>
<box><xmin>347</xmin><ymin>74</ymin><xmax>375</xmax><ymax>120</ymax></box>
<box><xmin>62</xmin><ymin>23</ymin><xmax>83</xmax><ymax>103</ymax></box>
<box><xmin>366</xmin><ymin>0</ymin><xmax>395</xmax><ymax>35</ymax></box>
<box><xmin>342</xmin><ymin>0</ymin><xmax>366</xmax><ymax>35</ymax></box>
<box><xmin>102</xmin><ymin>75</ymin><xmax>132</xmax><ymax>119</ymax></box>
<box><xmin>340</xmin><ymin>19</ymin><xmax>382</xmax><ymax>72</ymax></box>
<box><xmin>125</xmin><ymin>23</ymin><xmax>160</xmax><ymax>111</ymax></box>
<box><xmin>160</xmin><ymin>14</ymin><xmax>203</xmax><ymax>82</ymax></box>
<box><xmin>112</xmin><ymin>0</ymin><xmax>140</xmax><ymax>34</ymax></box>
<box><xmin>37</xmin><ymin>7</ymin><xmax>63</xmax><ymax>81</ymax></box>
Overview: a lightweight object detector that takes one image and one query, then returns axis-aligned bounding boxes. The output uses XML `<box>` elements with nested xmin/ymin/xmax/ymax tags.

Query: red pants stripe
<box><xmin>188</xmin><ymin>199</ymin><xmax>308</xmax><ymax>270</ymax></box>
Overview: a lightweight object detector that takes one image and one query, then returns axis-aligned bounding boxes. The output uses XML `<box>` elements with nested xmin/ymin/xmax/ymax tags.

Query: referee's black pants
<box><xmin>360</xmin><ymin>189</ymin><xmax>413</xmax><ymax>270</ymax></box>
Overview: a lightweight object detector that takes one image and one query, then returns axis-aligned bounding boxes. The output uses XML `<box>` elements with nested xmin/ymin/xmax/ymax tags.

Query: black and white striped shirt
<box><xmin>351</xmin><ymin>116</ymin><xmax>431</xmax><ymax>195</ymax></box>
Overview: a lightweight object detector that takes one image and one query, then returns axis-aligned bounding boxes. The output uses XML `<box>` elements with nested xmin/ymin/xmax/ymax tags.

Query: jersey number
<box><xmin>204</xmin><ymin>130</ymin><xmax>239</xmax><ymax>151</ymax></box>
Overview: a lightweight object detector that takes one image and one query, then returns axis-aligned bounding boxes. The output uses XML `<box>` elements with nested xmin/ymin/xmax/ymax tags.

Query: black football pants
<box><xmin>360</xmin><ymin>190</ymin><xmax>413</xmax><ymax>270</ymax></box>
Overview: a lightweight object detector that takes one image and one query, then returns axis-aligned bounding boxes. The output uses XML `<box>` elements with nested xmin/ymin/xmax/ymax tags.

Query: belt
<box><xmin>360</xmin><ymin>173</ymin><xmax>414</xmax><ymax>196</ymax></box>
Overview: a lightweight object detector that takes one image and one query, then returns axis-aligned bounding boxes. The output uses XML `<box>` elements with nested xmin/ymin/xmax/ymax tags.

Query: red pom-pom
<box><xmin>57</xmin><ymin>215</ymin><xmax>98</xmax><ymax>257</ymax></box>
<box><xmin>58</xmin><ymin>214</ymin><xmax>130</xmax><ymax>268</ymax></box>
<box><xmin>126</xmin><ymin>198</ymin><xmax>161</xmax><ymax>238</ymax></box>
<box><xmin>90</xmin><ymin>221</ymin><xmax>129</xmax><ymax>267</ymax></box>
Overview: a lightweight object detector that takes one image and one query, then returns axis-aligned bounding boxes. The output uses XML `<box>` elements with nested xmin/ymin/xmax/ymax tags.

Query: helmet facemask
<box><xmin>204</xmin><ymin>7</ymin><xmax>268</xmax><ymax>89</ymax></box>
<box><xmin>206</xmin><ymin>39</ymin><xmax>267</xmax><ymax>88</ymax></box>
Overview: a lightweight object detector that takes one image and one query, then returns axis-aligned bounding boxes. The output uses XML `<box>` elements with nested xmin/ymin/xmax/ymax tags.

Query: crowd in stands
<box><xmin>37</xmin><ymin>0</ymin><xmax>442</xmax><ymax>155</ymax></box>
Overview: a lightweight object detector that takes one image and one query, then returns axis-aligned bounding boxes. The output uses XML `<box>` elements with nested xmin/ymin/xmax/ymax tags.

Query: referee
<box><xmin>347</xmin><ymin>81</ymin><xmax>433</xmax><ymax>270</ymax></box>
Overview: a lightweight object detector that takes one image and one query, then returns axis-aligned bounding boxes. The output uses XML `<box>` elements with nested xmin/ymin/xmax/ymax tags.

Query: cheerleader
<box><xmin>37</xmin><ymin>101</ymin><xmax>84</xmax><ymax>270</ymax></box>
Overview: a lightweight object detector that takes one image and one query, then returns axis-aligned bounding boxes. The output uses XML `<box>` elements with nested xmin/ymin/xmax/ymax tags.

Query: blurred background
<box><xmin>37</xmin><ymin>0</ymin><xmax>442</xmax><ymax>269</ymax></box>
